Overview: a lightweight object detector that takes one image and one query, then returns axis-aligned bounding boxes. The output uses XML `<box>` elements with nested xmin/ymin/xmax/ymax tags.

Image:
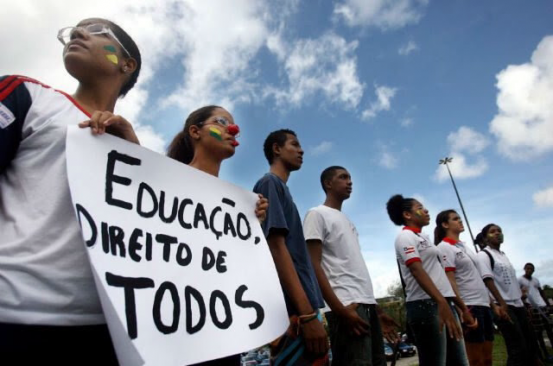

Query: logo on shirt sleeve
<box><xmin>403</xmin><ymin>246</ymin><xmax>416</xmax><ymax>255</ymax></box>
<box><xmin>0</xmin><ymin>102</ymin><xmax>15</xmax><ymax>129</ymax></box>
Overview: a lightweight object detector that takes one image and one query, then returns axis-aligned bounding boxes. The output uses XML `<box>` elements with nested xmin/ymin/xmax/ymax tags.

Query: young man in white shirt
<box><xmin>519</xmin><ymin>262</ymin><xmax>553</xmax><ymax>362</ymax></box>
<box><xmin>304</xmin><ymin>166</ymin><xmax>398</xmax><ymax>366</ymax></box>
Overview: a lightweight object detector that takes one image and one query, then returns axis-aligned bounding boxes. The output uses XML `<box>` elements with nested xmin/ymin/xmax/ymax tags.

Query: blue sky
<box><xmin>3</xmin><ymin>0</ymin><xmax>553</xmax><ymax>296</ymax></box>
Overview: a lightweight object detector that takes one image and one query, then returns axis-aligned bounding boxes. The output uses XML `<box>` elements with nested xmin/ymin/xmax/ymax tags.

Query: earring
<box><xmin>123</xmin><ymin>66</ymin><xmax>128</xmax><ymax>73</ymax></box>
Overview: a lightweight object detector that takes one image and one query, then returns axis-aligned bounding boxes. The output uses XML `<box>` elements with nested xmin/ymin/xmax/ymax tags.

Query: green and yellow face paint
<box><xmin>104</xmin><ymin>45</ymin><xmax>119</xmax><ymax>65</ymax></box>
<box><xmin>209</xmin><ymin>126</ymin><xmax>223</xmax><ymax>141</ymax></box>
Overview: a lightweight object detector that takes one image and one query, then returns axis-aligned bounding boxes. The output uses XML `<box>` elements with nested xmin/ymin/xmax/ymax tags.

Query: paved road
<box><xmin>387</xmin><ymin>355</ymin><xmax>419</xmax><ymax>366</ymax></box>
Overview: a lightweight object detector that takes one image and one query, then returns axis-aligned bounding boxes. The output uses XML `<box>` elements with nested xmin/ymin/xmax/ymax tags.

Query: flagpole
<box><xmin>439</xmin><ymin>157</ymin><xmax>478</xmax><ymax>252</ymax></box>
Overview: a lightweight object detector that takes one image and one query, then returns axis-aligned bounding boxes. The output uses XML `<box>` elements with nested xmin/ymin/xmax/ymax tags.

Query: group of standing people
<box><xmin>387</xmin><ymin>195</ymin><xmax>552</xmax><ymax>366</ymax></box>
<box><xmin>0</xmin><ymin>16</ymin><xmax>397</xmax><ymax>366</ymax></box>
<box><xmin>0</xmin><ymin>16</ymin><xmax>551</xmax><ymax>366</ymax></box>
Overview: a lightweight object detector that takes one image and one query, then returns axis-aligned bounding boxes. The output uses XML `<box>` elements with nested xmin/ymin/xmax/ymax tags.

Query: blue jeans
<box><xmin>406</xmin><ymin>299</ymin><xmax>469</xmax><ymax>366</ymax></box>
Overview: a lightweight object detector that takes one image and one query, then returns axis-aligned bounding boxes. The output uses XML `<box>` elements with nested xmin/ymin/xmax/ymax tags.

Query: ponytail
<box><xmin>434</xmin><ymin>209</ymin><xmax>456</xmax><ymax>244</ymax></box>
<box><xmin>386</xmin><ymin>194</ymin><xmax>416</xmax><ymax>226</ymax></box>
<box><xmin>166</xmin><ymin>105</ymin><xmax>222</xmax><ymax>164</ymax></box>
<box><xmin>167</xmin><ymin>131</ymin><xmax>194</xmax><ymax>164</ymax></box>
<box><xmin>475</xmin><ymin>223</ymin><xmax>497</xmax><ymax>249</ymax></box>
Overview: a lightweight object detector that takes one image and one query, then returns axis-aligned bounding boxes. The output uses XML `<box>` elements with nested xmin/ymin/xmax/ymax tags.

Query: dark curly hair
<box><xmin>386</xmin><ymin>194</ymin><xmax>416</xmax><ymax>226</ymax></box>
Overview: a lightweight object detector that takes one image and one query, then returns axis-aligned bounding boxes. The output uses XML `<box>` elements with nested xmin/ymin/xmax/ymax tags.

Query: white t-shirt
<box><xmin>519</xmin><ymin>276</ymin><xmax>547</xmax><ymax>308</ymax></box>
<box><xmin>437</xmin><ymin>238</ymin><xmax>489</xmax><ymax>307</ymax></box>
<box><xmin>0</xmin><ymin>76</ymin><xmax>104</xmax><ymax>325</ymax></box>
<box><xmin>395</xmin><ymin>227</ymin><xmax>454</xmax><ymax>302</ymax></box>
<box><xmin>476</xmin><ymin>247</ymin><xmax>523</xmax><ymax>307</ymax></box>
<box><xmin>303</xmin><ymin>205</ymin><xmax>376</xmax><ymax>312</ymax></box>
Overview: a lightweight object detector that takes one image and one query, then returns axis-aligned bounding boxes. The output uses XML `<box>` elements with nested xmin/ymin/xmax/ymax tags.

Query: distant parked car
<box><xmin>398</xmin><ymin>342</ymin><xmax>416</xmax><ymax>357</ymax></box>
<box><xmin>384</xmin><ymin>343</ymin><xmax>400</xmax><ymax>361</ymax></box>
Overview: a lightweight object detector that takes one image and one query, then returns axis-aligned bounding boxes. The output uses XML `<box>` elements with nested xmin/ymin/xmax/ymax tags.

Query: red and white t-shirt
<box><xmin>0</xmin><ymin>76</ymin><xmax>104</xmax><ymax>325</ymax></box>
<box><xmin>437</xmin><ymin>238</ymin><xmax>489</xmax><ymax>307</ymax></box>
<box><xmin>395</xmin><ymin>227</ymin><xmax>454</xmax><ymax>302</ymax></box>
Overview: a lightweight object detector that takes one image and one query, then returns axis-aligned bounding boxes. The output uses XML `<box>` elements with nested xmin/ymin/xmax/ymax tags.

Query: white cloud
<box><xmin>362</xmin><ymin>84</ymin><xmax>397</xmax><ymax>120</ymax></box>
<box><xmin>489</xmin><ymin>35</ymin><xmax>553</xmax><ymax>161</ymax></box>
<box><xmin>434</xmin><ymin>153</ymin><xmax>488</xmax><ymax>182</ymax></box>
<box><xmin>375</xmin><ymin>143</ymin><xmax>399</xmax><ymax>169</ymax></box>
<box><xmin>400</xmin><ymin>118</ymin><xmax>414</xmax><ymax>127</ymax></box>
<box><xmin>398</xmin><ymin>40</ymin><xmax>418</xmax><ymax>55</ymax></box>
<box><xmin>161</xmin><ymin>1</ymin><xmax>272</xmax><ymax>111</ymax></box>
<box><xmin>265</xmin><ymin>32</ymin><xmax>365</xmax><ymax>109</ymax></box>
<box><xmin>364</xmin><ymin>256</ymin><xmax>399</xmax><ymax>298</ymax></box>
<box><xmin>309</xmin><ymin>141</ymin><xmax>334</xmax><ymax>156</ymax></box>
<box><xmin>0</xmin><ymin>0</ymin><xmax>171</xmax><ymax>151</ymax></box>
<box><xmin>533</xmin><ymin>186</ymin><xmax>553</xmax><ymax>208</ymax></box>
<box><xmin>447</xmin><ymin>126</ymin><xmax>490</xmax><ymax>155</ymax></box>
<box><xmin>334</xmin><ymin>0</ymin><xmax>429</xmax><ymax>30</ymax></box>
<box><xmin>434</xmin><ymin>126</ymin><xmax>490</xmax><ymax>182</ymax></box>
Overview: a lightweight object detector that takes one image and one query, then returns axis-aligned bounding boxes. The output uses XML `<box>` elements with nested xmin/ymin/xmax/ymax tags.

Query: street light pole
<box><xmin>439</xmin><ymin>157</ymin><xmax>478</xmax><ymax>252</ymax></box>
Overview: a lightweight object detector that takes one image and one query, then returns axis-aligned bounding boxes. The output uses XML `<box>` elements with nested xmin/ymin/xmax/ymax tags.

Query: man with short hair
<box><xmin>253</xmin><ymin>129</ymin><xmax>329</xmax><ymax>365</ymax></box>
<box><xmin>304</xmin><ymin>166</ymin><xmax>399</xmax><ymax>366</ymax></box>
<box><xmin>519</xmin><ymin>263</ymin><xmax>553</xmax><ymax>362</ymax></box>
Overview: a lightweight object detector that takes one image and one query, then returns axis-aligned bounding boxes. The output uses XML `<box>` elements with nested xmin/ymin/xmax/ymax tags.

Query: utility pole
<box><xmin>439</xmin><ymin>157</ymin><xmax>478</xmax><ymax>252</ymax></box>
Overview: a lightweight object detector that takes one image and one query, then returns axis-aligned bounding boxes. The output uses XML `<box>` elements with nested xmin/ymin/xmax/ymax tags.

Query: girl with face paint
<box><xmin>0</xmin><ymin>18</ymin><xmax>141</xmax><ymax>364</ymax></box>
<box><xmin>476</xmin><ymin>224</ymin><xmax>539</xmax><ymax>366</ymax></box>
<box><xmin>386</xmin><ymin>195</ymin><xmax>468</xmax><ymax>366</ymax></box>
<box><xmin>435</xmin><ymin>211</ymin><xmax>492</xmax><ymax>366</ymax></box>
<box><xmin>166</xmin><ymin>106</ymin><xmax>267</xmax><ymax>366</ymax></box>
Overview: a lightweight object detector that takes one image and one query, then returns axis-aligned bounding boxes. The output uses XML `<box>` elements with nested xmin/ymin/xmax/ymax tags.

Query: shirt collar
<box><xmin>403</xmin><ymin>226</ymin><xmax>421</xmax><ymax>234</ymax></box>
<box><xmin>442</xmin><ymin>237</ymin><xmax>458</xmax><ymax>245</ymax></box>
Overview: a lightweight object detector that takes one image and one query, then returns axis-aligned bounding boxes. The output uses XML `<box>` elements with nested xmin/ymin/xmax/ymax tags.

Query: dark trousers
<box><xmin>191</xmin><ymin>354</ymin><xmax>241</xmax><ymax>366</ymax></box>
<box><xmin>494</xmin><ymin>305</ymin><xmax>539</xmax><ymax>366</ymax></box>
<box><xmin>0</xmin><ymin>322</ymin><xmax>118</xmax><ymax>365</ymax></box>
<box><xmin>325</xmin><ymin>304</ymin><xmax>386</xmax><ymax>366</ymax></box>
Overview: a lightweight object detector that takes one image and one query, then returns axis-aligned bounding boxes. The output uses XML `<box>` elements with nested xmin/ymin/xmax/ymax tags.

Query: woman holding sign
<box><xmin>0</xmin><ymin>18</ymin><xmax>141</xmax><ymax>364</ymax></box>
<box><xmin>164</xmin><ymin>105</ymin><xmax>268</xmax><ymax>365</ymax></box>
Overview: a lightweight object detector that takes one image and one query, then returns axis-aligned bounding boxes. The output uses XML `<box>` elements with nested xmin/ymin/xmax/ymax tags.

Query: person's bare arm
<box><xmin>445</xmin><ymin>271</ymin><xmax>477</xmax><ymax>328</ymax></box>
<box><xmin>408</xmin><ymin>261</ymin><xmax>462</xmax><ymax>340</ymax></box>
<box><xmin>267</xmin><ymin>231</ymin><xmax>328</xmax><ymax>356</ymax></box>
<box><xmin>539</xmin><ymin>287</ymin><xmax>550</xmax><ymax>307</ymax></box>
<box><xmin>306</xmin><ymin>239</ymin><xmax>369</xmax><ymax>336</ymax></box>
<box><xmin>375</xmin><ymin>305</ymin><xmax>400</xmax><ymax>343</ymax></box>
<box><xmin>483</xmin><ymin>278</ymin><xmax>511</xmax><ymax>322</ymax></box>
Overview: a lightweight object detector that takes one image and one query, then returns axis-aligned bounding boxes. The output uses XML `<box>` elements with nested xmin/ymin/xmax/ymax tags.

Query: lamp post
<box><xmin>439</xmin><ymin>157</ymin><xmax>478</xmax><ymax>252</ymax></box>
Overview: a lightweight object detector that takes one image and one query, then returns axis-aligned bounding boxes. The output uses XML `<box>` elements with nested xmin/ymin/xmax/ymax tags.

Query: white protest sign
<box><xmin>65</xmin><ymin>127</ymin><xmax>289</xmax><ymax>365</ymax></box>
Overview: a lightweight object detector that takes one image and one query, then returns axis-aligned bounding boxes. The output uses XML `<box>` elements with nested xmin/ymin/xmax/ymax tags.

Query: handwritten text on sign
<box><xmin>65</xmin><ymin>127</ymin><xmax>288</xmax><ymax>366</ymax></box>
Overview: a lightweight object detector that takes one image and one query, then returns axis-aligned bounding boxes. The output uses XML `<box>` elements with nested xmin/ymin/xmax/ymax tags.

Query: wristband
<box><xmin>299</xmin><ymin>313</ymin><xmax>318</xmax><ymax>324</ymax></box>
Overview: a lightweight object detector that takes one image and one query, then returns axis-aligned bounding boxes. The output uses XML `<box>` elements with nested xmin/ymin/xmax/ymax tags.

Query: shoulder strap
<box><xmin>396</xmin><ymin>260</ymin><xmax>407</xmax><ymax>298</ymax></box>
<box><xmin>482</xmin><ymin>248</ymin><xmax>495</xmax><ymax>271</ymax></box>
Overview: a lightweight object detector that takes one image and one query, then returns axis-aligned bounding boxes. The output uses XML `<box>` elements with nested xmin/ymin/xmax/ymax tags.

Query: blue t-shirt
<box><xmin>253</xmin><ymin>173</ymin><xmax>324</xmax><ymax>315</ymax></box>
